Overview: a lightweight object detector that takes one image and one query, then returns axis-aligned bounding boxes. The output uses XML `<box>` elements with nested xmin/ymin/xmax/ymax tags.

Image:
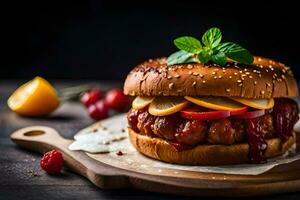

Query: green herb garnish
<box><xmin>167</xmin><ymin>27</ymin><xmax>253</xmax><ymax>66</ymax></box>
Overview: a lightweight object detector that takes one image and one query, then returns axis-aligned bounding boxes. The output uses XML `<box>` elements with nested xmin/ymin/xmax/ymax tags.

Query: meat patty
<box><xmin>127</xmin><ymin>108</ymin><xmax>141</xmax><ymax>133</ymax></box>
<box><xmin>128</xmin><ymin>108</ymin><xmax>278</xmax><ymax>146</ymax></box>
<box><xmin>207</xmin><ymin>118</ymin><xmax>236</xmax><ymax>145</ymax></box>
<box><xmin>259</xmin><ymin>114</ymin><xmax>275</xmax><ymax>138</ymax></box>
<box><xmin>152</xmin><ymin>115</ymin><xmax>178</xmax><ymax>140</ymax></box>
<box><xmin>175</xmin><ymin>119</ymin><xmax>207</xmax><ymax>145</ymax></box>
<box><xmin>137</xmin><ymin>110</ymin><xmax>155</xmax><ymax>136</ymax></box>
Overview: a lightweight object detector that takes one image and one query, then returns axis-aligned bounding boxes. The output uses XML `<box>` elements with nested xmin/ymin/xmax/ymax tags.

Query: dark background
<box><xmin>2</xmin><ymin>0</ymin><xmax>300</xmax><ymax>80</ymax></box>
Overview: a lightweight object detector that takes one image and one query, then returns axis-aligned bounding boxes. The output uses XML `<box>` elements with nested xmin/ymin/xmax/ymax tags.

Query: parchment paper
<box><xmin>69</xmin><ymin>114</ymin><xmax>300</xmax><ymax>175</ymax></box>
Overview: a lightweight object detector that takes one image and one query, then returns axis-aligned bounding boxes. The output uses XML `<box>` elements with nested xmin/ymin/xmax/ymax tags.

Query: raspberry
<box><xmin>40</xmin><ymin>150</ymin><xmax>64</xmax><ymax>174</ymax></box>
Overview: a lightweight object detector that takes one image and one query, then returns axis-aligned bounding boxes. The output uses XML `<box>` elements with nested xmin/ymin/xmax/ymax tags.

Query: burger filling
<box><xmin>127</xmin><ymin>97</ymin><xmax>299</xmax><ymax>163</ymax></box>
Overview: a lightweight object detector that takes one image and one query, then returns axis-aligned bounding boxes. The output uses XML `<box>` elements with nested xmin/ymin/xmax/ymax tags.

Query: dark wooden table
<box><xmin>1</xmin><ymin>80</ymin><xmax>300</xmax><ymax>200</ymax></box>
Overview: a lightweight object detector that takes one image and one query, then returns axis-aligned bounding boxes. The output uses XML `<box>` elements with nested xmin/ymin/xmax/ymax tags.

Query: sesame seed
<box><xmin>244</xmin><ymin>68</ymin><xmax>248</xmax><ymax>71</ymax></box>
<box><xmin>238</xmin><ymin>83</ymin><xmax>243</xmax><ymax>87</ymax></box>
<box><xmin>202</xmin><ymin>80</ymin><xmax>206</xmax><ymax>83</ymax></box>
<box><xmin>149</xmin><ymin>59</ymin><xmax>153</xmax><ymax>62</ymax></box>
<box><xmin>259</xmin><ymin>74</ymin><xmax>262</xmax><ymax>77</ymax></box>
<box><xmin>253</xmin><ymin>69</ymin><xmax>257</xmax><ymax>73</ymax></box>
<box><xmin>188</xmin><ymin>71</ymin><xmax>192</xmax><ymax>75</ymax></box>
<box><xmin>254</xmin><ymin>81</ymin><xmax>257</xmax><ymax>85</ymax></box>
<box><xmin>282</xmin><ymin>69</ymin><xmax>286</xmax><ymax>73</ymax></box>
<box><xmin>174</xmin><ymin>74</ymin><xmax>180</xmax><ymax>78</ymax></box>
<box><xmin>187</xmin><ymin>64</ymin><xmax>193</xmax><ymax>69</ymax></box>
<box><xmin>245</xmin><ymin>72</ymin><xmax>250</xmax><ymax>75</ymax></box>
<box><xmin>266</xmin><ymin>83</ymin><xmax>271</xmax><ymax>87</ymax></box>
<box><xmin>260</xmin><ymin>65</ymin><xmax>264</xmax><ymax>68</ymax></box>
<box><xmin>222</xmin><ymin>67</ymin><xmax>226</xmax><ymax>70</ymax></box>
<box><xmin>226</xmin><ymin>88</ymin><xmax>231</xmax><ymax>92</ymax></box>
<box><xmin>234</xmin><ymin>72</ymin><xmax>238</xmax><ymax>75</ymax></box>
<box><xmin>258</xmin><ymin>58</ymin><xmax>262</xmax><ymax>61</ymax></box>
<box><xmin>249</xmin><ymin>75</ymin><xmax>253</xmax><ymax>78</ymax></box>
<box><xmin>239</xmin><ymin>70</ymin><xmax>243</xmax><ymax>73</ymax></box>
<box><xmin>229</xmin><ymin>76</ymin><xmax>232</xmax><ymax>79</ymax></box>
<box><xmin>193</xmin><ymin>72</ymin><xmax>199</xmax><ymax>76</ymax></box>
<box><xmin>237</xmin><ymin>80</ymin><xmax>242</xmax><ymax>83</ymax></box>
<box><xmin>214</xmin><ymin>76</ymin><xmax>217</xmax><ymax>79</ymax></box>
<box><xmin>192</xmin><ymin>81</ymin><xmax>196</xmax><ymax>86</ymax></box>
<box><xmin>212</xmin><ymin>71</ymin><xmax>216</xmax><ymax>75</ymax></box>
<box><xmin>281</xmin><ymin>74</ymin><xmax>285</xmax><ymax>79</ymax></box>
<box><xmin>177</xmin><ymin>89</ymin><xmax>183</xmax><ymax>93</ymax></box>
<box><xmin>218</xmin><ymin>75</ymin><xmax>222</xmax><ymax>79</ymax></box>
<box><xmin>168</xmin><ymin>83</ymin><xmax>174</xmax><ymax>89</ymax></box>
<box><xmin>261</xmin><ymin>90</ymin><xmax>265</xmax><ymax>95</ymax></box>
<box><xmin>266</xmin><ymin>69</ymin><xmax>269</xmax><ymax>72</ymax></box>
<box><xmin>167</xmin><ymin>76</ymin><xmax>172</xmax><ymax>79</ymax></box>
<box><xmin>199</xmin><ymin>74</ymin><xmax>204</xmax><ymax>78</ymax></box>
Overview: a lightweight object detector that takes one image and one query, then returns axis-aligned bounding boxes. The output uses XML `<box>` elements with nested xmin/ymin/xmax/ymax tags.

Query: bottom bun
<box><xmin>128</xmin><ymin>128</ymin><xmax>296</xmax><ymax>165</ymax></box>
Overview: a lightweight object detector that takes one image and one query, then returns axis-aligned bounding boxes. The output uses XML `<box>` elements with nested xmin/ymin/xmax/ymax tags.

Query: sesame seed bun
<box><xmin>128</xmin><ymin>128</ymin><xmax>296</xmax><ymax>165</ymax></box>
<box><xmin>124</xmin><ymin>57</ymin><xmax>298</xmax><ymax>98</ymax></box>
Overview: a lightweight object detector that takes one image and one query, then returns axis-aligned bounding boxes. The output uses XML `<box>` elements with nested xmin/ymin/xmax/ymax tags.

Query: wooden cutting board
<box><xmin>10</xmin><ymin>125</ymin><xmax>300</xmax><ymax>197</ymax></box>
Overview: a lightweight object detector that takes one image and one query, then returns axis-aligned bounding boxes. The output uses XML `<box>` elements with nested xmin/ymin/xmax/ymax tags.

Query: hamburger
<box><xmin>123</xmin><ymin>28</ymin><xmax>299</xmax><ymax>165</ymax></box>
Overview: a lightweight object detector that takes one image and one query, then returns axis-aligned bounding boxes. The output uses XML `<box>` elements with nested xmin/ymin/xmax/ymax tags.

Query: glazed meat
<box><xmin>259</xmin><ymin>114</ymin><xmax>275</xmax><ymax>138</ymax></box>
<box><xmin>231</xmin><ymin>119</ymin><xmax>246</xmax><ymax>143</ymax></box>
<box><xmin>137</xmin><ymin>110</ymin><xmax>155</xmax><ymax>136</ymax></box>
<box><xmin>127</xmin><ymin>108</ymin><xmax>141</xmax><ymax>132</ymax></box>
<box><xmin>175</xmin><ymin>119</ymin><xmax>207</xmax><ymax>145</ymax></box>
<box><xmin>152</xmin><ymin>115</ymin><xmax>178</xmax><ymax>140</ymax></box>
<box><xmin>207</xmin><ymin>118</ymin><xmax>235</xmax><ymax>145</ymax></box>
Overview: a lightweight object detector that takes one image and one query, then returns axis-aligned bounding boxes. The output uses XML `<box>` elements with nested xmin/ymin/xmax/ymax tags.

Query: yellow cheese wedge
<box><xmin>230</xmin><ymin>97</ymin><xmax>274</xmax><ymax>109</ymax></box>
<box><xmin>148</xmin><ymin>97</ymin><xmax>189</xmax><ymax>116</ymax></box>
<box><xmin>184</xmin><ymin>96</ymin><xmax>244</xmax><ymax>111</ymax></box>
<box><xmin>132</xmin><ymin>96</ymin><xmax>155</xmax><ymax>110</ymax></box>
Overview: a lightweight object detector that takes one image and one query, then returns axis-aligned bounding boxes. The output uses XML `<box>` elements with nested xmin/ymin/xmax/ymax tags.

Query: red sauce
<box><xmin>245</xmin><ymin>118</ymin><xmax>267</xmax><ymax>163</ymax></box>
<box><xmin>272</xmin><ymin>98</ymin><xmax>299</xmax><ymax>142</ymax></box>
<box><xmin>244</xmin><ymin>98</ymin><xmax>298</xmax><ymax>163</ymax></box>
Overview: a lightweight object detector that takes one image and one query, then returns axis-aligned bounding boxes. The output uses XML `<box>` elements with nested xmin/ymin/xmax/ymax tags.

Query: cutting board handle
<box><xmin>10</xmin><ymin>126</ymin><xmax>127</xmax><ymax>187</ymax></box>
<box><xmin>11</xmin><ymin>126</ymin><xmax>70</xmax><ymax>153</ymax></box>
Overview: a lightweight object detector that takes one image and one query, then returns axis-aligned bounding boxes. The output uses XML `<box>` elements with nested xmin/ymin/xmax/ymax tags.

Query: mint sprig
<box><xmin>167</xmin><ymin>27</ymin><xmax>253</xmax><ymax>66</ymax></box>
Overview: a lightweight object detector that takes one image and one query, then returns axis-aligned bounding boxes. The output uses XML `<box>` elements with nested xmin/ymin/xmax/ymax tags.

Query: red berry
<box><xmin>81</xmin><ymin>89</ymin><xmax>103</xmax><ymax>107</ymax></box>
<box><xmin>40</xmin><ymin>150</ymin><xmax>64</xmax><ymax>174</ymax></box>
<box><xmin>87</xmin><ymin>100</ymin><xmax>109</xmax><ymax>120</ymax></box>
<box><xmin>105</xmin><ymin>89</ymin><xmax>130</xmax><ymax>110</ymax></box>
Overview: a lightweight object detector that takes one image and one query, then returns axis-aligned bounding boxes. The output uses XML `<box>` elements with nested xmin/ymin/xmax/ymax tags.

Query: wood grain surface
<box><xmin>10</xmin><ymin>123</ymin><xmax>300</xmax><ymax>196</ymax></box>
<box><xmin>1</xmin><ymin>81</ymin><xmax>300</xmax><ymax>200</ymax></box>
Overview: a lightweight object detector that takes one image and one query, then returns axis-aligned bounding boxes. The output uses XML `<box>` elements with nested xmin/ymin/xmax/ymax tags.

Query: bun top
<box><xmin>124</xmin><ymin>56</ymin><xmax>298</xmax><ymax>98</ymax></box>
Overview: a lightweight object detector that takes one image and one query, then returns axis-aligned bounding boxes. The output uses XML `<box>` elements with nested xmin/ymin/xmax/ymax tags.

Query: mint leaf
<box><xmin>202</xmin><ymin>27</ymin><xmax>222</xmax><ymax>48</ymax></box>
<box><xmin>217</xmin><ymin>42</ymin><xmax>253</xmax><ymax>64</ymax></box>
<box><xmin>167</xmin><ymin>50</ymin><xmax>193</xmax><ymax>65</ymax></box>
<box><xmin>174</xmin><ymin>36</ymin><xmax>202</xmax><ymax>53</ymax></box>
<box><xmin>198</xmin><ymin>49</ymin><xmax>212</xmax><ymax>64</ymax></box>
<box><xmin>212</xmin><ymin>51</ymin><xmax>227</xmax><ymax>66</ymax></box>
<box><xmin>167</xmin><ymin>27</ymin><xmax>253</xmax><ymax>66</ymax></box>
